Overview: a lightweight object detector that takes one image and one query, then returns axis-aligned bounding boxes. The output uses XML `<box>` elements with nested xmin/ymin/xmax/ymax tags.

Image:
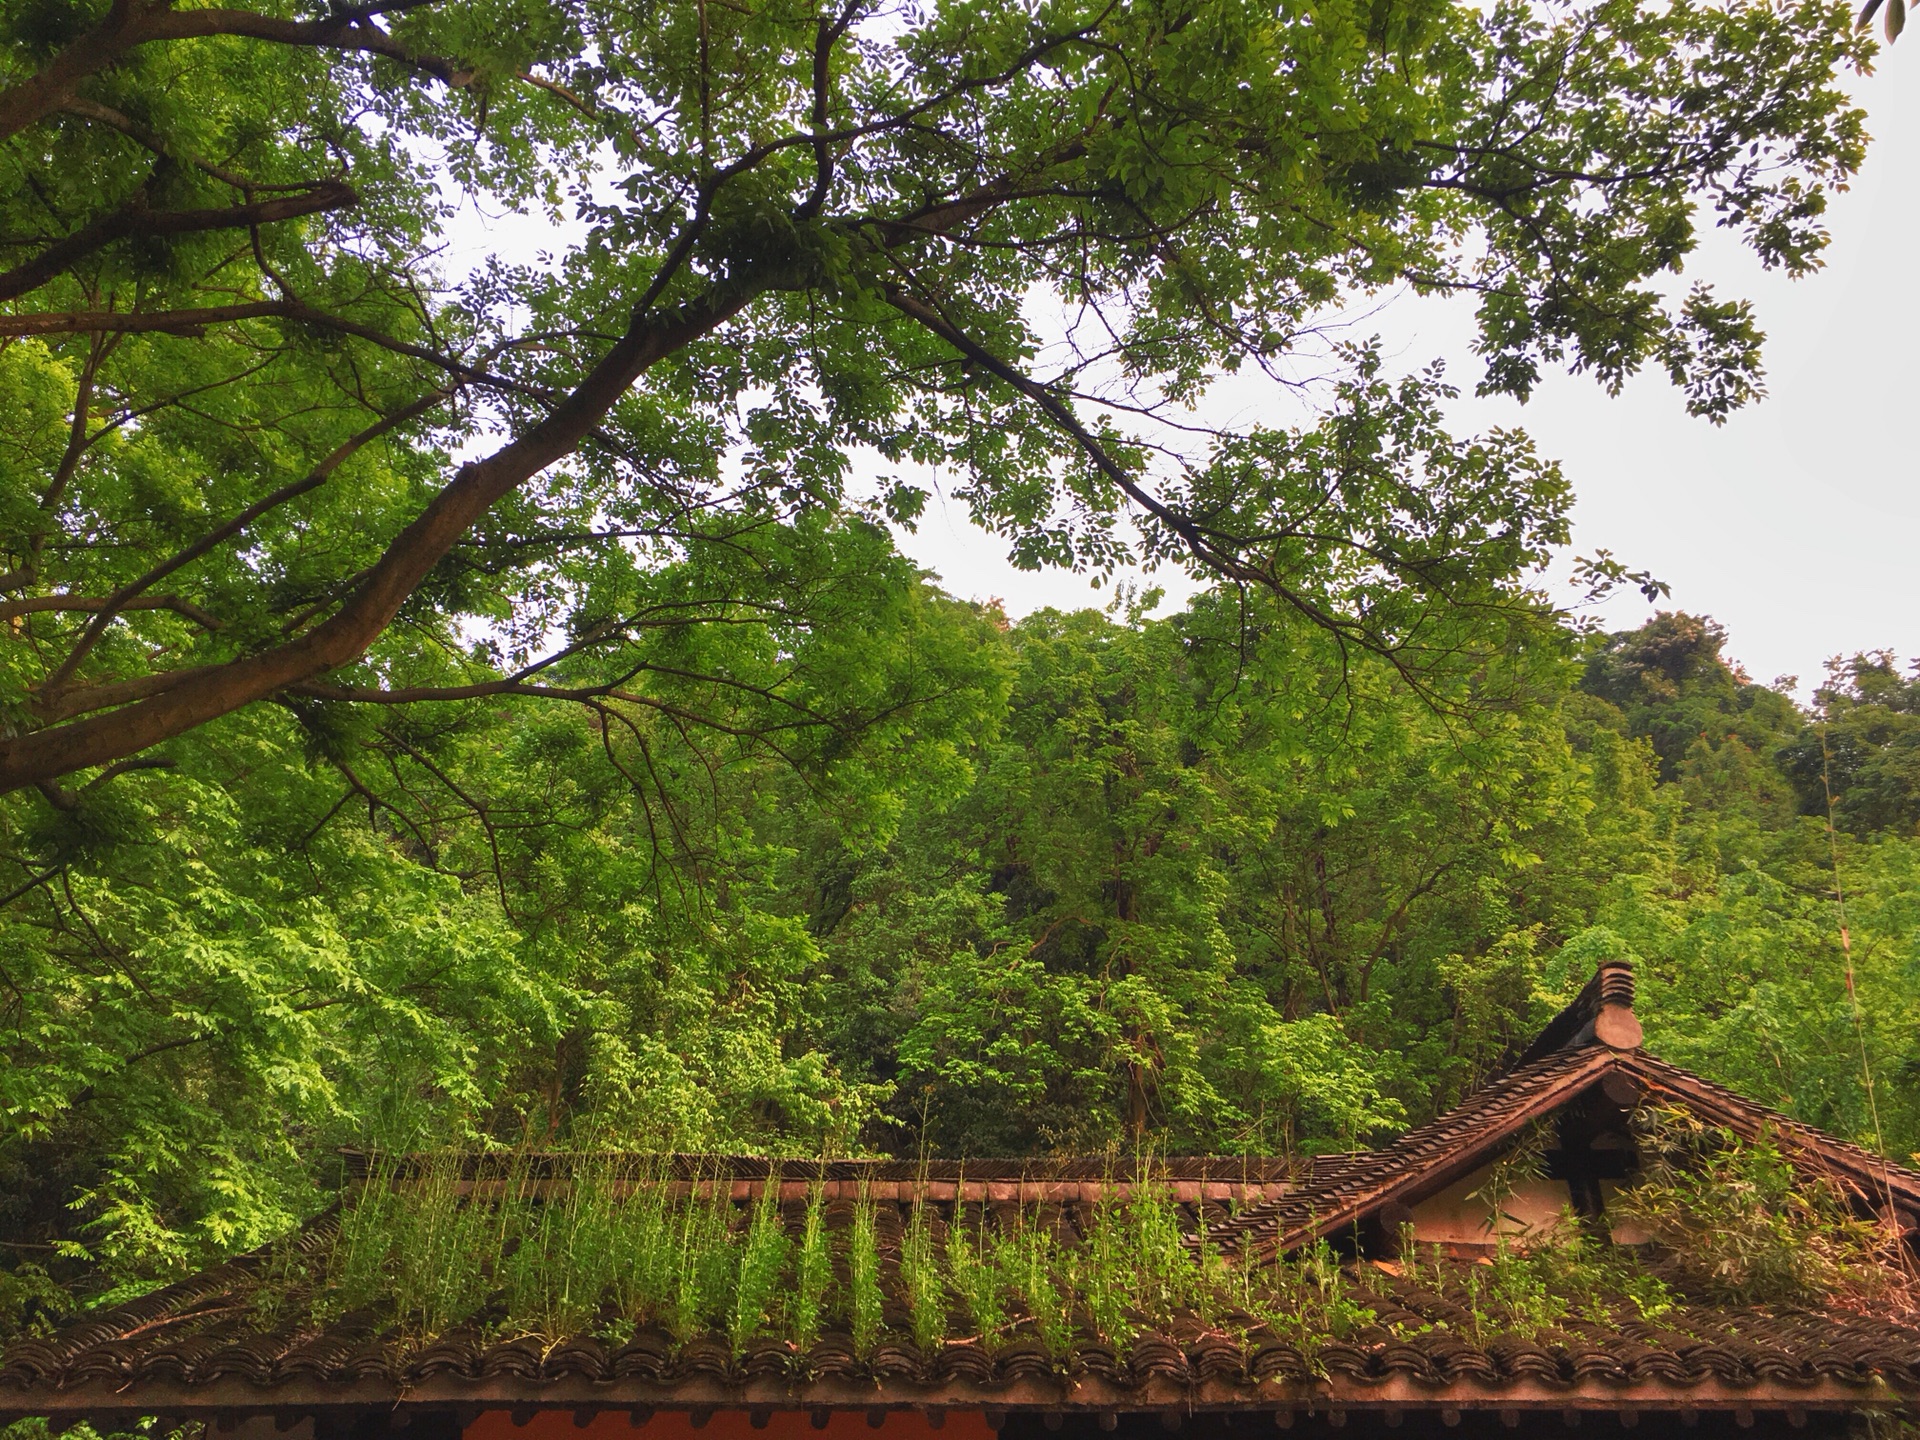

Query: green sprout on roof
<box><xmin>289</xmin><ymin>1136</ymin><xmax>1906</xmax><ymax>1367</ymax></box>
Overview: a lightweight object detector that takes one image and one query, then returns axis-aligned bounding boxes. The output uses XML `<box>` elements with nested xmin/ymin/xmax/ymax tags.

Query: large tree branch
<box><xmin>0</xmin><ymin>1</ymin><xmax>460</xmax><ymax>144</ymax></box>
<box><xmin>0</xmin><ymin>594</ymin><xmax>223</xmax><ymax>628</ymax></box>
<box><xmin>28</xmin><ymin>668</ymin><xmax>212</xmax><ymax>727</ymax></box>
<box><xmin>35</xmin><ymin>386</ymin><xmax>456</xmax><ymax>700</ymax></box>
<box><xmin>0</xmin><ymin>182</ymin><xmax>355</xmax><ymax>302</ymax></box>
<box><xmin>0</xmin><ymin>300</ymin><xmax>302</xmax><ymax>338</ymax></box>
<box><xmin>0</xmin><ymin>274</ymin><xmax>779</xmax><ymax>794</ymax></box>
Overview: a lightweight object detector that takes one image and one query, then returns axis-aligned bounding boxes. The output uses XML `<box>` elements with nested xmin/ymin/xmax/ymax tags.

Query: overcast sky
<box><xmin>894</xmin><ymin>57</ymin><xmax>1920</xmax><ymax>697</ymax></box>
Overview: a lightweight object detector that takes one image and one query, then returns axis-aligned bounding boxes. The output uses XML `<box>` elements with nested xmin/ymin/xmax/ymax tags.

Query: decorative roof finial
<box><xmin>1591</xmin><ymin>959</ymin><xmax>1642</xmax><ymax>1051</ymax></box>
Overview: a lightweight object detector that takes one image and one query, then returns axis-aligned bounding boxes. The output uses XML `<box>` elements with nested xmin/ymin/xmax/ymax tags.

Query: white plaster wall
<box><xmin>1408</xmin><ymin>1164</ymin><xmax>1573</xmax><ymax>1247</ymax></box>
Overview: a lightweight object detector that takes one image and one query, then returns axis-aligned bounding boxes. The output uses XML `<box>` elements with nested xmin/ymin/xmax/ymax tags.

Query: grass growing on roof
<box><xmin>321</xmin><ymin>1151</ymin><xmax>500</xmax><ymax>1338</ymax></box>
<box><xmin>667</xmin><ymin>1170</ymin><xmax>735</xmax><ymax>1343</ymax></box>
<box><xmin>846</xmin><ymin>1181</ymin><xmax>885</xmax><ymax>1353</ymax></box>
<box><xmin>788</xmin><ymin>1178</ymin><xmax>831</xmax><ymax>1349</ymax></box>
<box><xmin>944</xmin><ymin>1198</ymin><xmax>1006</xmax><ymax>1345</ymax></box>
<box><xmin>289</xmin><ymin>1141</ymin><xmax>1900</xmax><ymax>1363</ymax></box>
<box><xmin>899</xmin><ymin>1196</ymin><xmax>944</xmax><ymax>1351</ymax></box>
<box><xmin>730</xmin><ymin>1167</ymin><xmax>792</xmax><ymax>1354</ymax></box>
<box><xmin>996</xmin><ymin>1218</ymin><xmax>1072</xmax><ymax>1355</ymax></box>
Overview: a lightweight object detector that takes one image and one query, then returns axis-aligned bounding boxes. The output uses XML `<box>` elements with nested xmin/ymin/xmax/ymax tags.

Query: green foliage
<box><xmin>845</xmin><ymin>1186</ymin><xmax>884</xmax><ymax>1354</ymax></box>
<box><xmin>945</xmin><ymin>1203</ymin><xmax>1010</xmax><ymax>1347</ymax></box>
<box><xmin>15</xmin><ymin>592</ymin><xmax>1920</xmax><ymax>1324</ymax></box>
<box><xmin>993</xmin><ymin>1221</ymin><xmax>1074</xmax><ymax>1357</ymax></box>
<box><xmin>2</xmin><ymin>0</ymin><xmax>1909</xmax><ymax>1323</ymax></box>
<box><xmin>899</xmin><ymin>1201</ymin><xmax>946</xmax><ymax>1353</ymax></box>
<box><xmin>729</xmin><ymin>1174</ymin><xmax>792</xmax><ymax>1354</ymax></box>
<box><xmin>666</xmin><ymin>1189</ymin><xmax>737</xmax><ymax>1344</ymax></box>
<box><xmin>6</xmin><ymin>0</ymin><xmax>1867</xmax><ymax>819</ymax></box>
<box><xmin>1778</xmin><ymin>654</ymin><xmax>1920</xmax><ymax>837</ymax></box>
<box><xmin>325</xmin><ymin>1155</ymin><xmax>500</xmax><ymax>1339</ymax></box>
<box><xmin>1236</xmin><ymin>1237</ymin><xmax>1375</xmax><ymax>1351</ymax></box>
<box><xmin>788</xmin><ymin>1182</ymin><xmax>832</xmax><ymax>1351</ymax></box>
<box><xmin>1611</xmin><ymin>1111</ymin><xmax>1891</xmax><ymax>1306</ymax></box>
<box><xmin>226</xmin><ymin>1128</ymin><xmax>1920</xmax><ymax>1371</ymax></box>
<box><xmin>0</xmin><ymin>1262</ymin><xmax>69</xmax><ymax>1343</ymax></box>
<box><xmin>1396</xmin><ymin>1222</ymin><xmax>1674</xmax><ymax>1340</ymax></box>
<box><xmin>604</xmin><ymin>1163</ymin><xmax>678</xmax><ymax>1325</ymax></box>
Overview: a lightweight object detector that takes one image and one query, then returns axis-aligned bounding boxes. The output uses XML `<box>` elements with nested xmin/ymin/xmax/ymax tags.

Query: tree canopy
<box><xmin>0</xmin><ymin>0</ymin><xmax>1872</xmax><ymax>799</ymax></box>
<box><xmin>6</xmin><ymin>594</ymin><xmax>1920</xmax><ymax>1322</ymax></box>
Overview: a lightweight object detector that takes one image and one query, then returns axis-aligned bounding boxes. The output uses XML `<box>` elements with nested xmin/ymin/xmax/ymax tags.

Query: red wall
<box><xmin>468</xmin><ymin>1410</ymin><xmax>993</xmax><ymax>1440</ymax></box>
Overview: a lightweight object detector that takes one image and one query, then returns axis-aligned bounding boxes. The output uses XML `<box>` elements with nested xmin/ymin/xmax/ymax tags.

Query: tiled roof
<box><xmin>6</xmin><ymin>1215</ymin><xmax>1919</xmax><ymax>1416</ymax></box>
<box><xmin>331</xmin><ymin>1155</ymin><xmax>1299</xmax><ymax>1209</ymax></box>
<box><xmin>1620</xmin><ymin>1052</ymin><xmax>1920</xmax><ymax>1216</ymax></box>
<box><xmin>1211</xmin><ymin>1044</ymin><xmax>1920</xmax><ymax>1260</ymax></box>
<box><xmin>1211</xmin><ymin>1044</ymin><xmax>1620</xmax><ymax>1258</ymax></box>
<box><xmin>9</xmin><ymin>964</ymin><xmax>1920</xmax><ymax>1419</ymax></box>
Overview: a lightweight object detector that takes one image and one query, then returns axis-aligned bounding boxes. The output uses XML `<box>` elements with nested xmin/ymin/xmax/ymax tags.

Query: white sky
<box><xmin>894</xmin><ymin>60</ymin><xmax>1920</xmax><ymax>695</ymax></box>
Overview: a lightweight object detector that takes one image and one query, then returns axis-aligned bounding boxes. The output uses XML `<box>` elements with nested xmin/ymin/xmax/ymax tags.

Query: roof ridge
<box><xmin>1513</xmin><ymin>958</ymin><xmax>1641</xmax><ymax>1070</ymax></box>
<box><xmin>1212</xmin><ymin>1043</ymin><xmax>1619</xmax><ymax>1257</ymax></box>
<box><xmin>1624</xmin><ymin>1051</ymin><xmax>1920</xmax><ymax>1208</ymax></box>
<box><xmin>337</xmin><ymin>1152</ymin><xmax>1305</xmax><ymax>1180</ymax></box>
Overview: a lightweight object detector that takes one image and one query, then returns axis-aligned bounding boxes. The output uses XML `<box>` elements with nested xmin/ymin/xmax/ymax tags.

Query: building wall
<box><xmin>1408</xmin><ymin>1164</ymin><xmax>1572</xmax><ymax>1247</ymax></box>
<box><xmin>466</xmin><ymin>1409</ymin><xmax>993</xmax><ymax>1440</ymax></box>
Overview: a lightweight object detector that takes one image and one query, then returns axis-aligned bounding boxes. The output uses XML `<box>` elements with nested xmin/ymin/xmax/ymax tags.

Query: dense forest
<box><xmin>4</xmin><ymin>590</ymin><xmax>1915</xmax><ymax>1321</ymax></box>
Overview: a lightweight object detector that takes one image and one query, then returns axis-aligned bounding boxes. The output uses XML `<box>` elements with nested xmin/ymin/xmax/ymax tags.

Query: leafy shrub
<box><xmin>1610</xmin><ymin>1110</ymin><xmax>1888</xmax><ymax>1306</ymax></box>
<box><xmin>0</xmin><ymin>1263</ymin><xmax>71</xmax><ymax>1343</ymax></box>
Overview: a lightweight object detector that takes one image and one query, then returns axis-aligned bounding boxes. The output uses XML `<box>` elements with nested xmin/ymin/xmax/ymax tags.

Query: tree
<box><xmin>1778</xmin><ymin>653</ymin><xmax>1920</xmax><ymax>837</ymax></box>
<box><xmin>0</xmin><ymin>0</ymin><xmax>1873</xmax><ymax>803</ymax></box>
<box><xmin>811</xmin><ymin>591</ymin><xmax>1596</xmax><ymax>1155</ymax></box>
<box><xmin>0</xmin><ymin>568</ymin><xmax>1006</xmax><ymax>1299</ymax></box>
<box><xmin>1579</xmin><ymin>612</ymin><xmax>1804</xmax><ymax>784</ymax></box>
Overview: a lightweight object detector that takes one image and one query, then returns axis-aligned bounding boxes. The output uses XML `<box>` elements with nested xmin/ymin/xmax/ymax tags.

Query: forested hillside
<box><xmin>4</xmin><ymin>592</ymin><xmax>1915</xmax><ymax>1322</ymax></box>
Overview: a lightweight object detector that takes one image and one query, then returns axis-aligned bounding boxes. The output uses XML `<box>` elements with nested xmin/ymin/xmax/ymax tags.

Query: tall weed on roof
<box><xmin>500</xmin><ymin>1153</ymin><xmax>631</xmax><ymax>1340</ymax></box>
<box><xmin>995</xmin><ymin>1213</ymin><xmax>1072</xmax><ymax>1356</ymax></box>
<box><xmin>604</xmin><ymin>1157</ymin><xmax>676</xmax><ymax>1324</ymax></box>
<box><xmin>899</xmin><ymin>1196</ymin><xmax>946</xmax><ymax>1353</ymax></box>
<box><xmin>946</xmin><ymin>1201</ymin><xmax>1007</xmax><ymax>1347</ymax></box>
<box><xmin>323</xmin><ymin>1152</ymin><xmax>502</xmax><ymax>1339</ymax></box>
<box><xmin>847</xmin><ymin>1181</ymin><xmax>884</xmax><ymax>1355</ymax></box>
<box><xmin>668</xmin><ymin>1167</ymin><xmax>737</xmax><ymax>1343</ymax></box>
<box><xmin>788</xmin><ymin>1177</ymin><xmax>832</xmax><ymax>1350</ymax></box>
<box><xmin>730</xmin><ymin>1167</ymin><xmax>792</xmax><ymax>1354</ymax></box>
